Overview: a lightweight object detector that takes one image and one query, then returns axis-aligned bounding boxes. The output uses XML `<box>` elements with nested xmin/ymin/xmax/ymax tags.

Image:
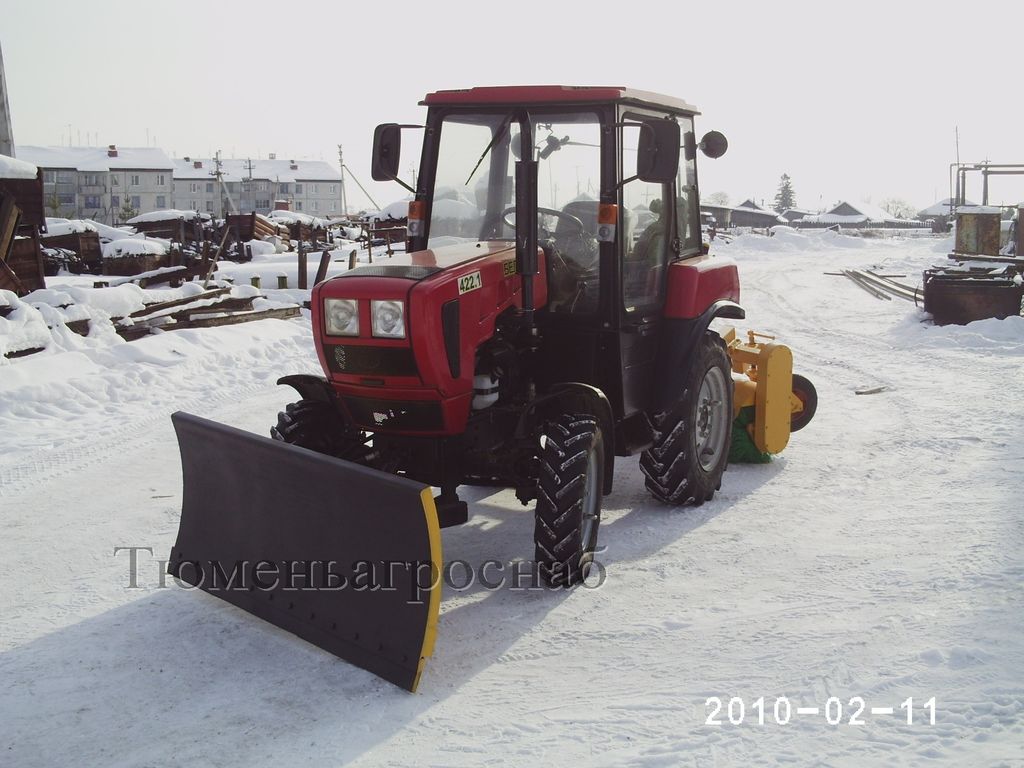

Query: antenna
<box><xmin>337</xmin><ymin>144</ymin><xmax>349</xmax><ymax>216</ymax></box>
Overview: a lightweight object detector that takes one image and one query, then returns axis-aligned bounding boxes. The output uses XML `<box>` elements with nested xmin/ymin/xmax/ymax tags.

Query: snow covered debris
<box><xmin>102</xmin><ymin>238</ymin><xmax>168</xmax><ymax>259</ymax></box>
<box><xmin>43</xmin><ymin>218</ymin><xmax>98</xmax><ymax>237</ymax></box>
<box><xmin>376</xmin><ymin>197</ymin><xmax>413</xmax><ymax>220</ymax></box>
<box><xmin>266</xmin><ymin>209</ymin><xmax>328</xmax><ymax>228</ymax></box>
<box><xmin>81</xmin><ymin>220</ymin><xmax>138</xmax><ymax>242</ymax></box>
<box><xmin>245</xmin><ymin>239</ymin><xmax>279</xmax><ymax>259</ymax></box>
<box><xmin>126</xmin><ymin>209</ymin><xmax>210</xmax><ymax>224</ymax></box>
<box><xmin>0</xmin><ymin>290</ymin><xmax>51</xmax><ymax>358</ymax></box>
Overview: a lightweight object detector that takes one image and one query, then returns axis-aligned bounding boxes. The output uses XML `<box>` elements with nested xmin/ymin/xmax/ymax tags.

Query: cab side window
<box><xmin>676</xmin><ymin>121</ymin><xmax>701</xmax><ymax>256</ymax></box>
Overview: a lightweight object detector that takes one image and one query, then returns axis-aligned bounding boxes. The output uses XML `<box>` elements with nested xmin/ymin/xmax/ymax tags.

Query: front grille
<box><xmin>343</xmin><ymin>397</ymin><xmax>444</xmax><ymax>432</ymax></box>
<box><xmin>325</xmin><ymin>344</ymin><xmax>418</xmax><ymax>377</ymax></box>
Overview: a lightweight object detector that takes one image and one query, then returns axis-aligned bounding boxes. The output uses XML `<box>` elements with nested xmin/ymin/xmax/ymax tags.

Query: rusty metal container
<box><xmin>954</xmin><ymin>211</ymin><xmax>1002</xmax><ymax>255</ymax></box>
<box><xmin>923</xmin><ymin>267</ymin><xmax>1024</xmax><ymax>325</ymax></box>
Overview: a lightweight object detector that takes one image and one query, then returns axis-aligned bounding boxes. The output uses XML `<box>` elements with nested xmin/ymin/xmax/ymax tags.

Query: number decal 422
<box><xmin>458</xmin><ymin>271</ymin><xmax>482</xmax><ymax>295</ymax></box>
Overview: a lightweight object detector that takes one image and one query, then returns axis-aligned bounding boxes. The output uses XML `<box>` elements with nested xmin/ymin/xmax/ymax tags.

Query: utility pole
<box><xmin>337</xmin><ymin>144</ymin><xmax>349</xmax><ymax>216</ymax></box>
<box><xmin>210</xmin><ymin>150</ymin><xmax>236</xmax><ymax>216</ymax></box>
<box><xmin>242</xmin><ymin>157</ymin><xmax>255</xmax><ymax>212</ymax></box>
<box><xmin>0</xmin><ymin>42</ymin><xmax>12</xmax><ymax>156</ymax></box>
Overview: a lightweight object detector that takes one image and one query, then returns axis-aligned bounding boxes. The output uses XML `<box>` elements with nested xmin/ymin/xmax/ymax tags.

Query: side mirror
<box><xmin>636</xmin><ymin>119</ymin><xmax>680</xmax><ymax>184</ymax></box>
<box><xmin>371</xmin><ymin>123</ymin><xmax>402</xmax><ymax>181</ymax></box>
<box><xmin>699</xmin><ymin>130</ymin><xmax>728</xmax><ymax>159</ymax></box>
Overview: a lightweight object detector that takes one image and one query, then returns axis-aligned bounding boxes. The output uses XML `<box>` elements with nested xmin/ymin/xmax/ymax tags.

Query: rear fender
<box><xmin>516</xmin><ymin>383</ymin><xmax>615</xmax><ymax>494</ymax></box>
<box><xmin>653</xmin><ymin>300</ymin><xmax>745</xmax><ymax>412</ymax></box>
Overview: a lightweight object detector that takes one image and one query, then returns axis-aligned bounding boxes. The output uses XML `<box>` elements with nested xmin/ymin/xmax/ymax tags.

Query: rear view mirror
<box><xmin>699</xmin><ymin>130</ymin><xmax>728</xmax><ymax>159</ymax></box>
<box><xmin>637</xmin><ymin>119</ymin><xmax>680</xmax><ymax>184</ymax></box>
<box><xmin>371</xmin><ymin>123</ymin><xmax>402</xmax><ymax>181</ymax></box>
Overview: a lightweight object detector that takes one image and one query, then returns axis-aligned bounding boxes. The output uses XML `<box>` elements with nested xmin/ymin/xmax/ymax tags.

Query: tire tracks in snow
<box><xmin>0</xmin><ymin>328</ymin><xmax>319</xmax><ymax>498</ymax></box>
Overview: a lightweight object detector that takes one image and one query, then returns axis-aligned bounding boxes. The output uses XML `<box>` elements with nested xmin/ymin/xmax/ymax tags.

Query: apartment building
<box><xmin>15</xmin><ymin>145</ymin><xmax>174</xmax><ymax>224</ymax></box>
<box><xmin>172</xmin><ymin>156</ymin><xmax>343</xmax><ymax>218</ymax></box>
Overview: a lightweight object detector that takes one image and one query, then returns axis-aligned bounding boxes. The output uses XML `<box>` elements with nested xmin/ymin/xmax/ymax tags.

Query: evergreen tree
<box><xmin>774</xmin><ymin>174</ymin><xmax>795</xmax><ymax>213</ymax></box>
<box><xmin>46</xmin><ymin>190</ymin><xmax>62</xmax><ymax>218</ymax></box>
<box><xmin>119</xmin><ymin>195</ymin><xmax>138</xmax><ymax>223</ymax></box>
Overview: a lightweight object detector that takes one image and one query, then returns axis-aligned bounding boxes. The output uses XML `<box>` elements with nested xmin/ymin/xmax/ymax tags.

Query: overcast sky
<box><xmin>4</xmin><ymin>0</ymin><xmax>1023</xmax><ymax>213</ymax></box>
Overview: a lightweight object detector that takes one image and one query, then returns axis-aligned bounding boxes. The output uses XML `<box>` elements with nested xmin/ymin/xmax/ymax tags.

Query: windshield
<box><xmin>427</xmin><ymin>111</ymin><xmax>603</xmax><ymax>255</ymax></box>
<box><xmin>428</xmin><ymin>113</ymin><xmax>516</xmax><ymax>248</ymax></box>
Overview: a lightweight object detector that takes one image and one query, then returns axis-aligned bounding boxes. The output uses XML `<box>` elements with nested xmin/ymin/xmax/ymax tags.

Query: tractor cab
<box><xmin>372</xmin><ymin>86</ymin><xmax>731</xmax><ymax>424</ymax></box>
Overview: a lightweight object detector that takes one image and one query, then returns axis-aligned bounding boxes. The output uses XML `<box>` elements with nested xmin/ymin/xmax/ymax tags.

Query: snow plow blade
<box><xmin>167</xmin><ymin>412</ymin><xmax>442</xmax><ymax>692</ymax></box>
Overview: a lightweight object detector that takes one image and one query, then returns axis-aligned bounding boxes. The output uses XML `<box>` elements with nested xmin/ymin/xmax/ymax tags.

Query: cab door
<box><xmin>618</xmin><ymin>111</ymin><xmax>675</xmax><ymax>417</ymax></box>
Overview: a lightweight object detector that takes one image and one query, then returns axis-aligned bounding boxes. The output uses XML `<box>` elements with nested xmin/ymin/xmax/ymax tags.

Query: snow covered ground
<box><xmin>1</xmin><ymin>230</ymin><xmax>1021</xmax><ymax>766</ymax></box>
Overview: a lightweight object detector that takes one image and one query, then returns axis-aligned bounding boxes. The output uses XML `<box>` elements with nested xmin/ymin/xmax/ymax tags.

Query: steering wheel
<box><xmin>500</xmin><ymin>206</ymin><xmax>586</xmax><ymax>236</ymax></box>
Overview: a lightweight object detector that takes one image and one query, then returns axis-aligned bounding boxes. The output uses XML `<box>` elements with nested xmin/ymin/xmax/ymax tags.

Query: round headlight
<box><xmin>325</xmin><ymin>298</ymin><xmax>359</xmax><ymax>336</ymax></box>
<box><xmin>371</xmin><ymin>300</ymin><xmax>405</xmax><ymax>339</ymax></box>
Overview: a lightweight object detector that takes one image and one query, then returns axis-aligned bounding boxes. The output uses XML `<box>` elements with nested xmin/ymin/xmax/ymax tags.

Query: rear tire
<box><xmin>534</xmin><ymin>414</ymin><xmax>604</xmax><ymax>587</ymax></box>
<box><xmin>271</xmin><ymin>399</ymin><xmax>368</xmax><ymax>461</ymax></box>
<box><xmin>640</xmin><ymin>332</ymin><xmax>733</xmax><ymax>505</ymax></box>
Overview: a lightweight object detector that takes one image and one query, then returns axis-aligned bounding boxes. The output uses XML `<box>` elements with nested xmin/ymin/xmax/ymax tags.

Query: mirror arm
<box><xmin>389</xmin><ymin>175</ymin><xmax>416</xmax><ymax>195</ymax></box>
<box><xmin>616</xmin><ymin>173</ymin><xmax>640</xmax><ymax>191</ymax></box>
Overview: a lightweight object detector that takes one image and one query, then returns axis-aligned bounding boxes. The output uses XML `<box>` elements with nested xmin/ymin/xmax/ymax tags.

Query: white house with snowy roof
<box><xmin>796</xmin><ymin>201</ymin><xmax>925</xmax><ymax>229</ymax></box>
<box><xmin>15</xmin><ymin>145</ymin><xmax>174</xmax><ymax>225</ymax></box>
<box><xmin>172</xmin><ymin>156</ymin><xmax>343</xmax><ymax>218</ymax></box>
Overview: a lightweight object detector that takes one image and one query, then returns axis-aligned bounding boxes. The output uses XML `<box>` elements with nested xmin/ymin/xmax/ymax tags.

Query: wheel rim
<box><xmin>580</xmin><ymin>448</ymin><xmax>600</xmax><ymax>551</ymax></box>
<box><xmin>694</xmin><ymin>366</ymin><xmax>729</xmax><ymax>472</ymax></box>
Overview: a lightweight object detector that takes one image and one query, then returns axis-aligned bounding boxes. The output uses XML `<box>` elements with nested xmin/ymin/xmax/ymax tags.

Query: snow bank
<box><xmin>0</xmin><ymin>154</ymin><xmax>38</xmax><ymax>179</ymax></box>
<box><xmin>722</xmin><ymin>226</ymin><xmax>868</xmax><ymax>254</ymax></box>
<box><xmin>102</xmin><ymin>239</ymin><xmax>167</xmax><ymax>259</ymax></box>
<box><xmin>893</xmin><ymin>312</ymin><xmax>1024</xmax><ymax>354</ymax></box>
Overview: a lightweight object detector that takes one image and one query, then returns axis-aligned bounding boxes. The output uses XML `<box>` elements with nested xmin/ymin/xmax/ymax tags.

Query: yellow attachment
<box><xmin>412</xmin><ymin>487</ymin><xmax>443</xmax><ymax>693</ymax></box>
<box><xmin>722</xmin><ymin>327</ymin><xmax>794</xmax><ymax>454</ymax></box>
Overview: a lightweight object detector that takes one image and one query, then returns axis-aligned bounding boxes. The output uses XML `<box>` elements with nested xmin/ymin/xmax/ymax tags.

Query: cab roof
<box><xmin>421</xmin><ymin>85</ymin><xmax>699</xmax><ymax>115</ymax></box>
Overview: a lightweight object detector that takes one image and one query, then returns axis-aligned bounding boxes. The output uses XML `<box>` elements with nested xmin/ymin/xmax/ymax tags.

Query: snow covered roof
<box><xmin>172</xmin><ymin>157</ymin><xmax>342</xmax><ymax>183</ymax></box>
<box><xmin>737</xmin><ymin>199</ymin><xmax>766</xmax><ymax>210</ymax></box>
<box><xmin>918</xmin><ymin>198</ymin><xmax>978</xmax><ymax>217</ymax></box>
<box><xmin>15</xmin><ymin>146</ymin><xmax>174</xmax><ymax>172</ymax></box>
<box><xmin>0</xmin><ymin>154</ymin><xmax>39</xmax><ymax>180</ymax></box>
<box><xmin>800</xmin><ymin>201</ymin><xmax>917</xmax><ymax>225</ymax></box>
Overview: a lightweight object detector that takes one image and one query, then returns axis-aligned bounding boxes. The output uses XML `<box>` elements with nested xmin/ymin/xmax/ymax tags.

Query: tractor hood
<box><xmin>334</xmin><ymin>241</ymin><xmax>513</xmax><ymax>282</ymax></box>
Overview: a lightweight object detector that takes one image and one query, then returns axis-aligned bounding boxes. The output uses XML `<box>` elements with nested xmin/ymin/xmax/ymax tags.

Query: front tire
<box><xmin>271</xmin><ymin>399</ymin><xmax>369</xmax><ymax>462</ymax></box>
<box><xmin>534</xmin><ymin>414</ymin><xmax>604</xmax><ymax>587</ymax></box>
<box><xmin>640</xmin><ymin>332</ymin><xmax>733</xmax><ymax>505</ymax></box>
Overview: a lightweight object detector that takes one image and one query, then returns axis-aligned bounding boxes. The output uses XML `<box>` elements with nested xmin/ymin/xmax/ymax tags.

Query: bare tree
<box><xmin>880</xmin><ymin>198</ymin><xmax>916</xmax><ymax>219</ymax></box>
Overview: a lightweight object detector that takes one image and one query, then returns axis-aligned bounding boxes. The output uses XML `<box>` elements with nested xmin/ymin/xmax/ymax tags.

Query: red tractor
<box><xmin>168</xmin><ymin>86</ymin><xmax>815</xmax><ymax>691</ymax></box>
